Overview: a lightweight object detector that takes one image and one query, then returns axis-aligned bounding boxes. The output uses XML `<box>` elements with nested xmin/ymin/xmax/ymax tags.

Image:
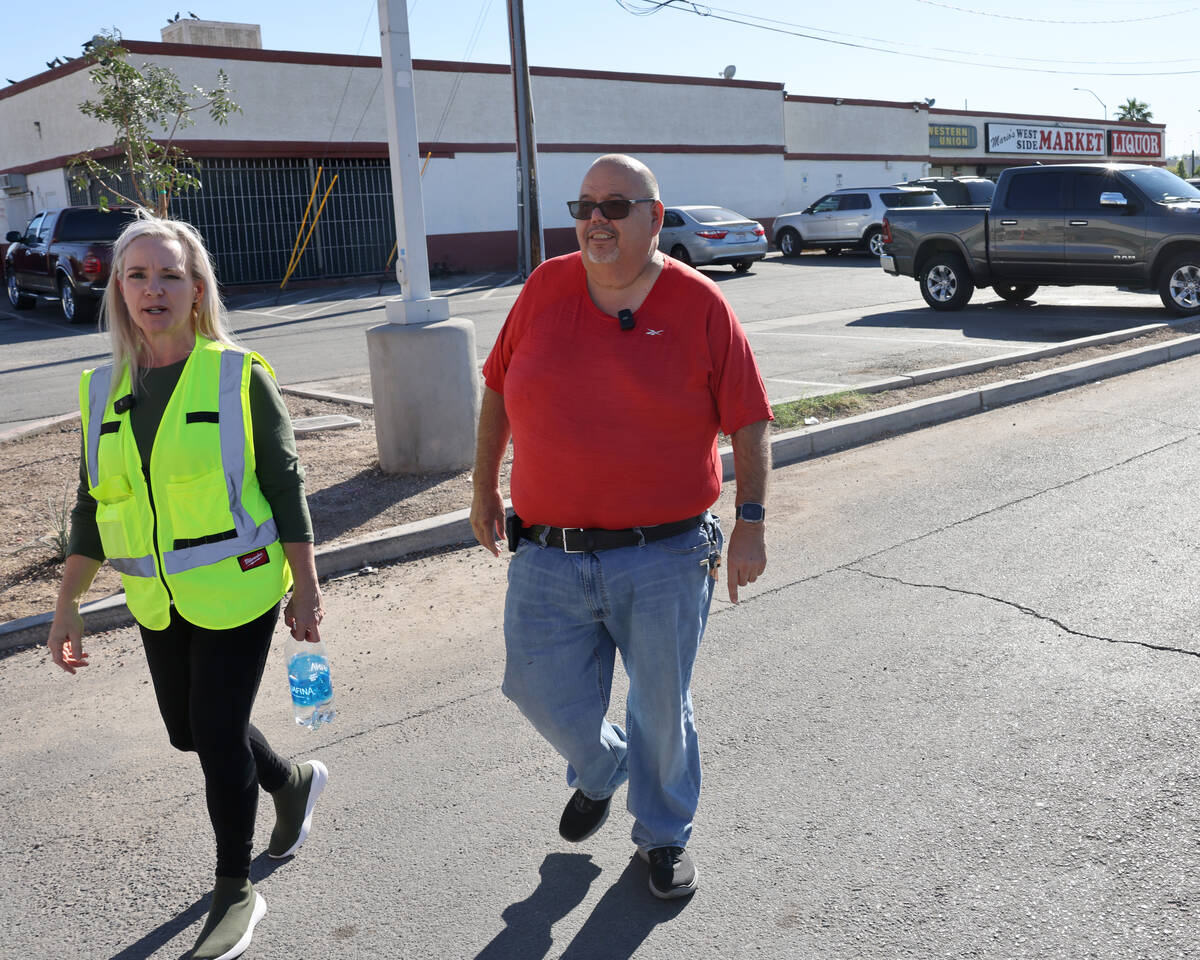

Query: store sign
<box><xmin>1109</xmin><ymin>129</ymin><xmax>1162</xmax><ymax>157</ymax></box>
<box><xmin>929</xmin><ymin>124</ymin><xmax>977</xmax><ymax>149</ymax></box>
<box><xmin>986</xmin><ymin>123</ymin><xmax>1105</xmax><ymax>155</ymax></box>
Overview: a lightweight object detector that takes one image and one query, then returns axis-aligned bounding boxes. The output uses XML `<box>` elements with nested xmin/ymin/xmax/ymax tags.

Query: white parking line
<box><xmin>439</xmin><ymin>272</ymin><xmax>497</xmax><ymax>298</ymax></box>
<box><xmin>2</xmin><ymin>311</ymin><xmax>75</xmax><ymax>333</ymax></box>
<box><xmin>767</xmin><ymin>377</ymin><xmax>852</xmax><ymax>389</ymax></box>
<box><xmin>751</xmin><ymin>330</ymin><xmax>1028</xmax><ymax>350</ymax></box>
<box><xmin>479</xmin><ymin>274</ymin><xmax>521</xmax><ymax>298</ymax></box>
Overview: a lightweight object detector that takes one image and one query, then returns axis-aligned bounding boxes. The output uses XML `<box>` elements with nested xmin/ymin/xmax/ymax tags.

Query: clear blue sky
<box><xmin>5</xmin><ymin>0</ymin><xmax>1200</xmax><ymax>157</ymax></box>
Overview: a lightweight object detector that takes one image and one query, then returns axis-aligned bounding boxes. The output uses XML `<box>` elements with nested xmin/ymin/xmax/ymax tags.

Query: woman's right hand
<box><xmin>48</xmin><ymin>606</ymin><xmax>88</xmax><ymax>675</ymax></box>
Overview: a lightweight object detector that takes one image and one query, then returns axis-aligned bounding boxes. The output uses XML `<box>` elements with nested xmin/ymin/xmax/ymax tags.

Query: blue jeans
<box><xmin>502</xmin><ymin>514</ymin><xmax>722</xmax><ymax>851</ymax></box>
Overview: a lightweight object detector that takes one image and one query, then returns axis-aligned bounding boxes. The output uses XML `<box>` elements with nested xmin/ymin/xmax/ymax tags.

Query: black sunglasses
<box><xmin>566</xmin><ymin>198</ymin><xmax>657</xmax><ymax>220</ymax></box>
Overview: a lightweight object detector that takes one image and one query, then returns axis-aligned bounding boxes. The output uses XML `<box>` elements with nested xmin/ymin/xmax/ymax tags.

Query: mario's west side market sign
<box><xmin>986</xmin><ymin>123</ymin><xmax>1162</xmax><ymax>158</ymax></box>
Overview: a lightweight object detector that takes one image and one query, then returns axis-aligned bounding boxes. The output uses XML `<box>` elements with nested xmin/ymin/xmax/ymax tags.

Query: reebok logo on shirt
<box><xmin>237</xmin><ymin>548</ymin><xmax>270</xmax><ymax>572</ymax></box>
<box><xmin>646</xmin><ymin>329</ymin><xmax>665</xmax><ymax>336</ymax></box>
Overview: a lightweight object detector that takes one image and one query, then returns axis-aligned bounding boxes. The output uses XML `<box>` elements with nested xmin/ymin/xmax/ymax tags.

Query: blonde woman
<box><xmin>48</xmin><ymin>211</ymin><xmax>328</xmax><ymax>960</ymax></box>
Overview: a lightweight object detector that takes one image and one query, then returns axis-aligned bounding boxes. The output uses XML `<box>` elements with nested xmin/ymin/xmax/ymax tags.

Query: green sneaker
<box><xmin>190</xmin><ymin>877</ymin><xmax>266</xmax><ymax>960</ymax></box>
<box><xmin>268</xmin><ymin>759</ymin><xmax>328</xmax><ymax>859</ymax></box>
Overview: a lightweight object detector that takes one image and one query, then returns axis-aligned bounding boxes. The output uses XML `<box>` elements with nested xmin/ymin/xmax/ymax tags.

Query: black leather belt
<box><xmin>519</xmin><ymin>515</ymin><xmax>704</xmax><ymax>553</ymax></box>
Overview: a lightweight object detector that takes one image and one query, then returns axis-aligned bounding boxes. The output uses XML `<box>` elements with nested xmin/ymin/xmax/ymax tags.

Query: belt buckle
<box><xmin>560</xmin><ymin>528</ymin><xmax>586</xmax><ymax>553</ymax></box>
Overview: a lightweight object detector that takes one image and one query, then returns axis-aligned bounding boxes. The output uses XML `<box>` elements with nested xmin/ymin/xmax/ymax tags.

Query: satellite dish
<box><xmin>722</xmin><ymin>64</ymin><xmax>736</xmax><ymax>80</ymax></box>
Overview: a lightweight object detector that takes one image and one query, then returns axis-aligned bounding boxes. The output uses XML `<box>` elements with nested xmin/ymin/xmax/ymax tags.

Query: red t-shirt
<box><xmin>483</xmin><ymin>252</ymin><xmax>772</xmax><ymax>529</ymax></box>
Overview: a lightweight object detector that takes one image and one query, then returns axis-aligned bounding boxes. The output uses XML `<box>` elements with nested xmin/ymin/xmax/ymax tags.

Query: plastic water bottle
<box><xmin>286</xmin><ymin>635</ymin><xmax>336</xmax><ymax>730</ymax></box>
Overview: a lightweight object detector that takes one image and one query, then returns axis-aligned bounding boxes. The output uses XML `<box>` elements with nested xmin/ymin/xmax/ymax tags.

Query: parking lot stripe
<box><xmin>439</xmin><ymin>272</ymin><xmax>497</xmax><ymax>298</ymax></box>
<box><xmin>479</xmin><ymin>274</ymin><xmax>521</xmax><ymax>298</ymax></box>
<box><xmin>768</xmin><ymin>378</ymin><xmax>852</xmax><ymax>389</ymax></box>
<box><xmin>752</xmin><ymin>331</ymin><xmax>1028</xmax><ymax>350</ymax></box>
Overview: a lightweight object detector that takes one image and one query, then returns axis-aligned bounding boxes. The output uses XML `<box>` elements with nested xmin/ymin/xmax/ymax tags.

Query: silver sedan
<box><xmin>659</xmin><ymin>205</ymin><xmax>768</xmax><ymax>272</ymax></box>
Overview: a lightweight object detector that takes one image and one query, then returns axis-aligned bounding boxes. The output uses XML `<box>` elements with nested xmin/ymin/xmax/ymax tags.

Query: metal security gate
<box><xmin>70</xmin><ymin>156</ymin><xmax>397</xmax><ymax>285</ymax></box>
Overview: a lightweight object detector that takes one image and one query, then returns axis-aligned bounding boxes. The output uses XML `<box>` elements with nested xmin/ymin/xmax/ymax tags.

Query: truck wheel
<box><xmin>919</xmin><ymin>253</ymin><xmax>974</xmax><ymax>311</ymax></box>
<box><xmin>59</xmin><ymin>277</ymin><xmax>97</xmax><ymax>325</ymax></box>
<box><xmin>993</xmin><ymin>282</ymin><xmax>1039</xmax><ymax>303</ymax></box>
<box><xmin>863</xmin><ymin>227</ymin><xmax>885</xmax><ymax>258</ymax></box>
<box><xmin>7</xmin><ymin>273</ymin><xmax>35</xmax><ymax>309</ymax></box>
<box><xmin>1158</xmin><ymin>254</ymin><xmax>1200</xmax><ymax>316</ymax></box>
<box><xmin>777</xmin><ymin>228</ymin><xmax>802</xmax><ymax>258</ymax></box>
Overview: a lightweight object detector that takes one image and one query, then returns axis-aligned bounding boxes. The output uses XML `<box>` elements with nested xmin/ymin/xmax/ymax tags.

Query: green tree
<box><xmin>1115</xmin><ymin>97</ymin><xmax>1153</xmax><ymax>122</ymax></box>
<box><xmin>69</xmin><ymin>30</ymin><xmax>240</xmax><ymax>217</ymax></box>
<box><xmin>1175</xmin><ymin>158</ymin><xmax>1188</xmax><ymax>178</ymax></box>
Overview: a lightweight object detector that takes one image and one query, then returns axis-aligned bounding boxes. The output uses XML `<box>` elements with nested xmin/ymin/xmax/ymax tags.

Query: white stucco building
<box><xmin>0</xmin><ymin>22</ymin><xmax>1167</xmax><ymax>282</ymax></box>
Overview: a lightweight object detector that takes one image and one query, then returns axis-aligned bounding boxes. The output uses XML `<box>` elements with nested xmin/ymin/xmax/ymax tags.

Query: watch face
<box><xmin>738</xmin><ymin>502</ymin><xmax>765</xmax><ymax>523</ymax></box>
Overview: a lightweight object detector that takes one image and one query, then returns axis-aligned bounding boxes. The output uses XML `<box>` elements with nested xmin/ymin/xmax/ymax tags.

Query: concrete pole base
<box><xmin>367</xmin><ymin>318</ymin><xmax>480</xmax><ymax>474</ymax></box>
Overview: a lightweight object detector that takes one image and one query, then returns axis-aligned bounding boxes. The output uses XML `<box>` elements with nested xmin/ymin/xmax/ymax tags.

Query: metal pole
<box><xmin>368</xmin><ymin>0</ymin><xmax>476</xmax><ymax>476</ymax></box>
<box><xmin>378</xmin><ymin>0</ymin><xmax>446</xmax><ymax>322</ymax></box>
<box><xmin>507</xmin><ymin>0</ymin><xmax>543</xmax><ymax>278</ymax></box>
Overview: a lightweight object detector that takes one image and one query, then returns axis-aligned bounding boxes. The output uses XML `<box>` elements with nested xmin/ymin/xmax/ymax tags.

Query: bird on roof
<box><xmin>45</xmin><ymin>59</ymin><xmax>56</xmax><ymax>69</ymax></box>
<box><xmin>6</xmin><ymin>79</ymin><xmax>16</xmax><ymax>85</ymax></box>
<box><xmin>189</xmin><ymin>11</ymin><xmax>200</xmax><ymax>18</ymax></box>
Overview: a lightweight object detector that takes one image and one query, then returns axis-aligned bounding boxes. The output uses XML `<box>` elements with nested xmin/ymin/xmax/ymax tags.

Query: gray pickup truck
<box><xmin>880</xmin><ymin>162</ymin><xmax>1200</xmax><ymax>316</ymax></box>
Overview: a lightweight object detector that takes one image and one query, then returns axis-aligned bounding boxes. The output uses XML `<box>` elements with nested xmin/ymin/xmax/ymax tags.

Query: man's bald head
<box><xmin>587</xmin><ymin>154</ymin><xmax>660</xmax><ymax>202</ymax></box>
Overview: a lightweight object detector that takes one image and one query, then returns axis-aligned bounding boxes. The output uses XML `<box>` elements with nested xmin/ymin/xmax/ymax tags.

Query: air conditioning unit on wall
<box><xmin>0</xmin><ymin>173</ymin><xmax>28</xmax><ymax>193</ymax></box>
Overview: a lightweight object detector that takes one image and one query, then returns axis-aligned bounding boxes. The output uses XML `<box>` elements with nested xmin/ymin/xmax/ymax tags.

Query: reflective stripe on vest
<box><xmin>159</xmin><ymin>348</ymin><xmax>279</xmax><ymax>575</ymax></box>
<box><xmin>84</xmin><ymin>349</ymin><xmax>278</xmax><ymax>578</ymax></box>
<box><xmin>85</xmin><ymin>362</ymin><xmax>157</xmax><ymax>578</ymax></box>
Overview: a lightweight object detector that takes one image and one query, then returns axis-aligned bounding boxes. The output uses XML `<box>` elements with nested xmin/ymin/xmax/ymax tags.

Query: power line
<box><xmin>909</xmin><ymin>0</ymin><xmax>1197</xmax><ymax>24</ymax></box>
<box><xmin>665</xmin><ymin>3</ymin><xmax>1200</xmax><ymax>67</ymax></box>
<box><xmin>613</xmin><ymin>0</ymin><xmax>1200</xmax><ymax>77</ymax></box>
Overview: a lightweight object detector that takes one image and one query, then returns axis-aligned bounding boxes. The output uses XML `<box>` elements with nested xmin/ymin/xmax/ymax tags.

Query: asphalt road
<box><xmin>0</xmin><ymin>252</ymin><xmax>1173</xmax><ymax>433</ymax></box>
<box><xmin>4</xmin><ymin>352</ymin><xmax>1200</xmax><ymax>958</ymax></box>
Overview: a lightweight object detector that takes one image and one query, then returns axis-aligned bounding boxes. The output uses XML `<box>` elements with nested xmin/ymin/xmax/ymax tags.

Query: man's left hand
<box><xmin>726</xmin><ymin>521</ymin><xmax>767</xmax><ymax>603</ymax></box>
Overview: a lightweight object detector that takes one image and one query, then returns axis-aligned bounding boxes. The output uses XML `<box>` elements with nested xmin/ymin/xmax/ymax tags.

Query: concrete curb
<box><xmin>6</xmin><ymin>329</ymin><xmax>1200</xmax><ymax>654</ymax></box>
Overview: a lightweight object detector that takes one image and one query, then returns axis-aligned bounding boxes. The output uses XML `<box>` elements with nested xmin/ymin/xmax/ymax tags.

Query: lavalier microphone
<box><xmin>618</xmin><ymin>309</ymin><xmax>635</xmax><ymax>331</ymax></box>
<box><xmin>114</xmin><ymin>394</ymin><xmax>137</xmax><ymax>414</ymax></box>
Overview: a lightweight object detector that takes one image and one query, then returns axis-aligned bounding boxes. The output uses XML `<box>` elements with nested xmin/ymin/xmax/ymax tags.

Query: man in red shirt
<box><xmin>471</xmin><ymin>154</ymin><xmax>771</xmax><ymax>899</ymax></box>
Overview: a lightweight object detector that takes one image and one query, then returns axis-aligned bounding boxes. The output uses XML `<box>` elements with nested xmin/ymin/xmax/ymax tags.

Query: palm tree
<box><xmin>1115</xmin><ymin>98</ymin><xmax>1153</xmax><ymax>122</ymax></box>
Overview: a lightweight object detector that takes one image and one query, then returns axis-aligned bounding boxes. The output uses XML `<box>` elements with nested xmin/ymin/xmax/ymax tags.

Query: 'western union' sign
<box><xmin>929</xmin><ymin>124</ymin><xmax>977</xmax><ymax>149</ymax></box>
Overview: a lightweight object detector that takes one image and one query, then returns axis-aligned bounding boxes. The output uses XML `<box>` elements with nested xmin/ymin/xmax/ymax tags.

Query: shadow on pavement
<box><xmin>474</xmin><ymin>852</ymin><xmax>687</xmax><ymax>960</ymax></box>
<box><xmin>850</xmin><ymin>301</ymin><xmax>1160</xmax><ymax>343</ymax></box>
<box><xmin>474</xmin><ymin>852</ymin><xmax>603</xmax><ymax>960</ymax></box>
<box><xmin>106</xmin><ymin>852</ymin><xmax>288</xmax><ymax>960</ymax></box>
<box><xmin>556</xmin><ymin>854</ymin><xmax>690</xmax><ymax>959</ymax></box>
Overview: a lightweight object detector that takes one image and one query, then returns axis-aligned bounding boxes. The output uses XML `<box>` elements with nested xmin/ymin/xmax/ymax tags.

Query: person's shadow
<box><xmin>474</xmin><ymin>852</ymin><xmax>690</xmax><ymax>960</ymax></box>
<box><xmin>106</xmin><ymin>852</ymin><xmax>287</xmax><ymax>960</ymax></box>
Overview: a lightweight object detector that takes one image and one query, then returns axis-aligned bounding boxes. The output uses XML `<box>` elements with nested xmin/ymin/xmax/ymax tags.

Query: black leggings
<box><xmin>140</xmin><ymin>603</ymin><xmax>292</xmax><ymax>879</ymax></box>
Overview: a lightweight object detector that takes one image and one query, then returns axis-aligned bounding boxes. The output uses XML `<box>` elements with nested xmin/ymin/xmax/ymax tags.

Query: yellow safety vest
<box><xmin>79</xmin><ymin>335</ymin><xmax>293</xmax><ymax>630</ymax></box>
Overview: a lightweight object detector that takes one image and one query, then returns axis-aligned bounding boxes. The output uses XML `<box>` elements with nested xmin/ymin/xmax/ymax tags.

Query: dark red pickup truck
<box><xmin>5</xmin><ymin>206</ymin><xmax>136</xmax><ymax>323</ymax></box>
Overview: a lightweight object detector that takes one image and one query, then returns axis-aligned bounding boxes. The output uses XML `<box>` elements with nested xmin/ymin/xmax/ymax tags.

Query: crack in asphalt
<box><xmin>848</xmin><ymin>566</ymin><xmax>1200</xmax><ymax>661</ymax></box>
<box><xmin>715</xmin><ymin>432</ymin><xmax>1197</xmax><ymax>619</ymax></box>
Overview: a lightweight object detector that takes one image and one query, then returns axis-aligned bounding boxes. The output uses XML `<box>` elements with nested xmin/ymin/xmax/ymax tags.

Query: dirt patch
<box><xmin>3</xmin><ymin>319</ymin><xmax>1198</xmax><ymax>624</ymax></box>
<box><xmin>1</xmin><ymin>396</ymin><xmax>511</xmax><ymax>624</ymax></box>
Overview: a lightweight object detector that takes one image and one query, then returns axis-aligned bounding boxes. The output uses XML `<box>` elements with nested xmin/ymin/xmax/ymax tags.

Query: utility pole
<box><xmin>367</xmin><ymin>0</ymin><xmax>479</xmax><ymax>474</ymax></box>
<box><xmin>507</xmin><ymin>0</ymin><xmax>543</xmax><ymax>278</ymax></box>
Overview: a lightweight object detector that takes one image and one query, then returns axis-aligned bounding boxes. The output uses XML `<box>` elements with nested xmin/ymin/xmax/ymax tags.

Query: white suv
<box><xmin>773</xmin><ymin>186</ymin><xmax>943</xmax><ymax>258</ymax></box>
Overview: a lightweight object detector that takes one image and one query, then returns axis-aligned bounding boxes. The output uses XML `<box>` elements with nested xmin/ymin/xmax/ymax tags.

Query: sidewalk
<box><xmin>5</xmin><ymin>352</ymin><xmax>1200</xmax><ymax>957</ymax></box>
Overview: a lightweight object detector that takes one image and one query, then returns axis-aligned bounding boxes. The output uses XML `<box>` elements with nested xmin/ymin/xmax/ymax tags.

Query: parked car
<box><xmin>773</xmin><ymin>186</ymin><xmax>944</xmax><ymax>259</ymax></box>
<box><xmin>880</xmin><ymin>162</ymin><xmax>1200</xmax><ymax>315</ymax></box>
<box><xmin>5</xmin><ymin>206</ymin><xmax>136</xmax><ymax>323</ymax></box>
<box><xmin>1187</xmin><ymin>178</ymin><xmax>1200</xmax><ymax>189</ymax></box>
<box><xmin>658</xmin><ymin>205</ymin><xmax>767</xmax><ymax>272</ymax></box>
<box><xmin>896</xmin><ymin>176</ymin><xmax>995</xmax><ymax>207</ymax></box>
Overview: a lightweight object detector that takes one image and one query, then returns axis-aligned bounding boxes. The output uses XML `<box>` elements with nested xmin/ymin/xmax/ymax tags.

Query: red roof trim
<box><xmin>930</xmin><ymin>106</ymin><xmax>1164</xmax><ymax>129</ymax></box>
<box><xmin>785</xmin><ymin>95</ymin><xmax>927</xmax><ymax>111</ymax></box>
<box><xmin>784</xmin><ymin>153</ymin><xmax>931</xmax><ymax>162</ymax></box>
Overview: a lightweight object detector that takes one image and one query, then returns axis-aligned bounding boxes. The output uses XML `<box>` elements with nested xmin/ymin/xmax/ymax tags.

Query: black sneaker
<box><xmin>640</xmin><ymin>846</ymin><xmax>698</xmax><ymax>899</ymax></box>
<box><xmin>558</xmin><ymin>789</ymin><xmax>611</xmax><ymax>842</ymax></box>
